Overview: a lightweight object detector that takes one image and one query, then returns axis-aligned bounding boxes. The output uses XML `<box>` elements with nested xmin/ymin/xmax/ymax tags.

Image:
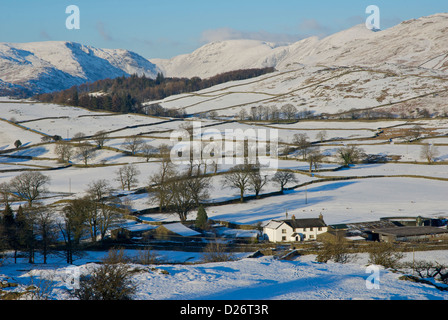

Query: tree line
<box><xmin>34</xmin><ymin>68</ymin><xmax>276</xmax><ymax>116</ymax></box>
<box><xmin>0</xmin><ymin>172</ymin><xmax>126</xmax><ymax>265</ymax></box>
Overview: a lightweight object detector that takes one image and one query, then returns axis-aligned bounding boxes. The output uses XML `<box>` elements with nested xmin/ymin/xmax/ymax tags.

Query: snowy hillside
<box><xmin>0</xmin><ymin>41</ymin><xmax>160</xmax><ymax>95</ymax></box>
<box><xmin>2</xmin><ymin>12</ymin><xmax>448</xmax><ymax>303</ymax></box>
<box><xmin>148</xmin><ymin>63</ymin><xmax>448</xmax><ymax>118</ymax></box>
<box><xmin>153</xmin><ymin>13</ymin><xmax>448</xmax><ymax>78</ymax></box>
<box><xmin>1</xmin><ymin>100</ymin><xmax>448</xmax><ymax>301</ymax></box>
<box><xmin>2</xmin><ymin>251</ymin><xmax>448</xmax><ymax>301</ymax></box>
<box><xmin>1</xmin><ymin>13</ymin><xmax>447</xmax><ymax>98</ymax></box>
<box><xmin>151</xmin><ymin>40</ymin><xmax>287</xmax><ymax>79</ymax></box>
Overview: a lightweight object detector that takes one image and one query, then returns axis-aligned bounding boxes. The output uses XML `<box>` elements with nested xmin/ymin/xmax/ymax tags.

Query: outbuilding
<box><xmin>372</xmin><ymin>226</ymin><xmax>448</xmax><ymax>242</ymax></box>
<box><xmin>153</xmin><ymin>222</ymin><xmax>201</xmax><ymax>241</ymax></box>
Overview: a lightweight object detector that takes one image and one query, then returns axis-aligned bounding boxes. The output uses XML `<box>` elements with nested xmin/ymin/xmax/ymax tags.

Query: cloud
<box><xmin>200</xmin><ymin>27</ymin><xmax>304</xmax><ymax>44</ymax></box>
<box><xmin>200</xmin><ymin>19</ymin><xmax>337</xmax><ymax>45</ymax></box>
<box><xmin>96</xmin><ymin>21</ymin><xmax>114</xmax><ymax>41</ymax></box>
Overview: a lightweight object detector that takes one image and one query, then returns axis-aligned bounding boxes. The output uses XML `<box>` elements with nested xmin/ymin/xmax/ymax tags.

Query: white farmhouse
<box><xmin>263</xmin><ymin>215</ymin><xmax>328</xmax><ymax>242</ymax></box>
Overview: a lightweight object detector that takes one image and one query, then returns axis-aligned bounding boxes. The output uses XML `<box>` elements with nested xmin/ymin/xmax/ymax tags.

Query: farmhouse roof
<box><xmin>372</xmin><ymin>226</ymin><xmax>448</xmax><ymax>237</ymax></box>
<box><xmin>265</xmin><ymin>218</ymin><xmax>327</xmax><ymax>230</ymax></box>
<box><xmin>284</xmin><ymin>218</ymin><xmax>327</xmax><ymax>229</ymax></box>
<box><xmin>157</xmin><ymin>223</ymin><xmax>201</xmax><ymax>237</ymax></box>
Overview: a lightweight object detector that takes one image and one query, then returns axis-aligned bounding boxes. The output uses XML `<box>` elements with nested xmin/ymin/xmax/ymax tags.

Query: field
<box><xmin>1</xmin><ymin>93</ymin><xmax>448</xmax><ymax>301</ymax></box>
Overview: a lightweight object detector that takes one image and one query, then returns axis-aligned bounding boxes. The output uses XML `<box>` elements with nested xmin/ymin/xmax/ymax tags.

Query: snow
<box><xmin>153</xmin><ymin>14</ymin><xmax>448</xmax><ymax>79</ymax></box>
<box><xmin>2</xmin><ymin>13</ymin><xmax>448</xmax><ymax>301</ymax></box>
<box><xmin>2</xmin><ymin>12</ymin><xmax>448</xmax><ymax>100</ymax></box>
<box><xmin>203</xmin><ymin>177</ymin><xmax>448</xmax><ymax>226</ymax></box>
<box><xmin>161</xmin><ymin>222</ymin><xmax>201</xmax><ymax>237</ymax></box>
<box><xmin>0</xmin><ymin>41</ymin><xmax>160</xmax><ymax>94</ymax></box>
<box><xmin>1</xmin><ymin>251</ymin><xmax>448</xmax><ymax>301</ymax></box>
<box><xmin>149</xmin><ymin>65</ymin><xmax>448</xmax><ymax>119</ymax></box>
<box><xmin>0</xmin><ymin>119</ymin><xmax>44</xmax><ymax>149</ymax></box>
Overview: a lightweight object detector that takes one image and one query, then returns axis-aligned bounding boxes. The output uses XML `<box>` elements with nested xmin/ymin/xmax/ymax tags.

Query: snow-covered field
<box><xmin>1</xmin><ymin>92</ymin><xmax>448</xmax><ymax>301</ymax></box>
<box><xmin>147</xmin><ymin>65</ymin><xmax>448</xmax><ymax>119</ymax></box>
<box><xmin>1</xmin><ymin>250</ymin><xmax>447</xmax><ymax>301</ymax></box>
<box><xmin>2</xmin><ymin>12</ymin><xmax>448</xmax><ymax>303</ymax></box>
<box><xmin>1</xmin><ymin>100</ymin><xmax>447</xmax><ymax>220</ymax></box>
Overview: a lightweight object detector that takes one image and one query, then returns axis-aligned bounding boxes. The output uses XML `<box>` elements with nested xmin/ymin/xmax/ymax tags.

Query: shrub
<box><xmin>315</xmin><ymin>234</ymin><xmax>354</xmax><ymax>264</ymax></box>
<box><xmin>367</xmin><ymin>242</ymin><xmax>403</xmax><ymax>269</ymax></box>
<box><xmin>132</xmin><ymin>248</ymin><xmax>160</xmax><ymax>265</ymax></box>
<box><xmin>102</xmin><ymin>248</ymin><xmax>130</xmax><ymax>264</ymax></box>
<box><xmin>72</xmin><ymin>263</ymin><xmax>137</xmax><ymax>300</ymax></box>
<box><xmin>201</xmin><ymin>241</ymin><xmax>235</xmax><ymax>263</ymax></box>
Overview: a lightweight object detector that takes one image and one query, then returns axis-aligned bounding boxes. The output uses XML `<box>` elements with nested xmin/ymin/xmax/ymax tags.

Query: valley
<box><xmin>1</xmin><ymin>12</ymin><xmax>448</xmax><ymax>302</ymax></box>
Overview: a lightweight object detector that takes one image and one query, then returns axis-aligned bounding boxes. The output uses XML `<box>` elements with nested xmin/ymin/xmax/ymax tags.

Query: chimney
<box><xmin>292</xmin><ymin>215</ymin><xmax>296</xmax><ymax>221</ymax></box>
<box><xmin>319</xmin><ymin>213</ymin><xmax>324</xmax><ymax>221</ymax></box>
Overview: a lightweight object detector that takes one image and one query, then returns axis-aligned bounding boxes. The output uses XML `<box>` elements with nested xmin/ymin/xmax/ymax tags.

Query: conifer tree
<box><xmin>195</xmin><ymin>205</ymin><xmax>208</xmax><ymax>230</ymax></box>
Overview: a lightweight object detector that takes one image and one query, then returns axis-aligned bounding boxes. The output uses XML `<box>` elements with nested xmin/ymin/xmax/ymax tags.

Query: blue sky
<box><xmin>0</xmin><ymin>0</ymin><xmax>446</xmax><ymax>59</ymax></box>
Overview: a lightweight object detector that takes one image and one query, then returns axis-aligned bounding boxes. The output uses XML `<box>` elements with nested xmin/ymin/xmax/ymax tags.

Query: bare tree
<box><xmin>0</xmin><ymin>182</ymin><xmax>15</xmax><ymax>207</ymax></box>
<box><xmin>147</xmin><ymin>158</ymin><xmax>176</xmax><ymax>212</ymax></box>
<box><xmin>140</xmin><ymin>143</ymin><xmax>154</xmax><ymax>162</ymax></box>
<box><xmin>85</xmin><ymin>180</ymin><xmax>122</xmax><ymax>242</ymax></box>
<box><xmin>54</xmin><ymin>141</ymin><xmax>74</xmax><ymax>163</ymax></box>
<box><xmin>168</xmin><ymin>175</ymin><xmax>198</xmax><ymax>222</ymax></box>
<box><xmin>281</xmin><ymin>104</ymin><xmax>297</xmax><ymax>120</ymax></box>
<box><xmin>158</xmin><ymin>143</ymin><xmax>171</xmax><ymax>159</ymax></box>
<box><xmin>307</xmin><ymin>148</ymin><xmax>324</xmax><ymax>173</ymax></box>
<box><xmin>409</xmin><ymin>125</ymin><xmax>423</xmax><ymax>141</ymax></box>
<box><xmin>122</xmin><ymin>136</ymin><xmax>145</xmax><ymax>155</ymax></box>
<box><xmin>248</xmin><ymin>164</ymin><xmax>268</xmax><ymax>198</ymax></box>
<box><xmin>238</xmin><ymin>109</ymin><xmax>248</xmax><ymax>121</ymax></box>
<box><xmin>292</xmin><ymin>133</ymin><xmax>312</xmax><ymax>160</ymax></box>
<box><xmin>420</xmin><ymin>144</ymin><xmax>439</xmax><ymax>164</ymax></box>
<box><xmin>272</xmin><ymin>170</ymin><xmax>298</xmax><ymax>193</ymax></box>
<box><xmin>316</xmin><ymin>130</ymin><xmax>327</xmax><ymax>143</ymax></box>
<box><xmin>269</xmin><ymin>105</ymin><xmax>280</xmax><ymax>121</ymax></box>
<box><xmin>93</xmin><ymin>130</ymin><xmax>109</xmax><ymax>149</ymax></box>
<box><xmin>184</xmin><ymin>169</ymin><xmax>211</xmax><ymax>207</ymax></box>
<box><xmin>76</xmin><ymin>144</ymin><xmax>97</xmax><ymax>165</ymax></box>
<box><xmin>29</xmin><ymin>204</ymin><xmax>57</xmax><ymax>264</ymax></box>
<box><xmin>115</xmin><ymin>164</ymin><xmax>141</xmax><ymax>191</ymax></box>
<box><xmin>72</xmin><ymin>132</ymin><xmax>86</xmax><ymax>143</ymax></box>
<box><xmin>10</xmin><ymin>172</ymin><xmax>50</xmax><ymax>207</ymax></box>
<box><xmin>222</xmin><ymin>164</ymin><xmax>252</xmax><ymax>202</ymax></box>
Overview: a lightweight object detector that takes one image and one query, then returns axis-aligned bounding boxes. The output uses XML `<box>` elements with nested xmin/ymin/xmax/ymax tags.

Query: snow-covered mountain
<box><xmin>1</xmin><ymin>13</ymin><xmax>447</xmax><ymax>97</ymax></box>
<box><xmin>0</xmin><ymin>41</ymin><xmax>160</xmax><ymax>95</ymax></box>
<box><xmin>152</xmin><ymin>13</ymin><xmax>448</xmax><ymax>78</ymax></box>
